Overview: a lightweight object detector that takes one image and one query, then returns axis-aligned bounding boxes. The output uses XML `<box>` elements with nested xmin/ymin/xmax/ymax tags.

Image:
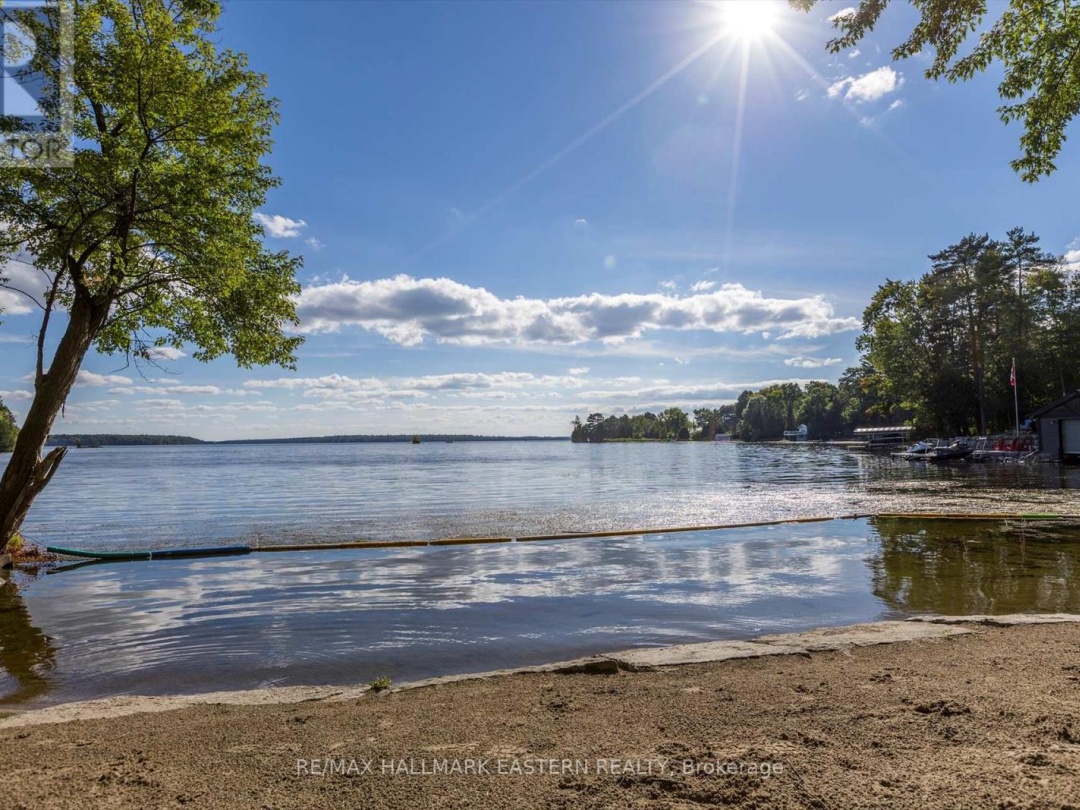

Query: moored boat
<box><xmin>892</xmin><ymin>439</ymin><xmax>934</xmax><ymax>460</ymax></box>
<box><xmin>924</xmin><ymin>439</ymin><xmax>973</xmax><ymax>462</ymax></box>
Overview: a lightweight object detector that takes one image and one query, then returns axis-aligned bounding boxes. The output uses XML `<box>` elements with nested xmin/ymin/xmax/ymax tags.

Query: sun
<box><xmin>718</xmin><ymin>0</ymin><xmax>781</xmax><ymax>42</ymax></box>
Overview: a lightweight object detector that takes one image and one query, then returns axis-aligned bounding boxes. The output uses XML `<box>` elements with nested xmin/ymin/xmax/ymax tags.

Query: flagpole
<box><xmin>1013</xmin><ymin>357</ymin><xmax>1020</xmax><ymax>438</ymax></box>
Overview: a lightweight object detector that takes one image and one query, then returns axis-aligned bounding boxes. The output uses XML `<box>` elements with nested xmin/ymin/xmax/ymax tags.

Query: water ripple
<box><xmin>13</xmin><ymin>442</ymin><xmax>1080</xmax><ymax>549</ymax></box>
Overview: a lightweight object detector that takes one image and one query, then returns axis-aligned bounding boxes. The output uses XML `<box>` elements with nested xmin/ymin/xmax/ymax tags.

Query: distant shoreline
<box><xmin>219</xmin><ymin>435</ymin><xmax>566</xmax><ymax>445</ymax></box>
<box><xmin>45</xmin><ymin>434</ymin><xmax>567</xmax><ymax>448</ymax></box>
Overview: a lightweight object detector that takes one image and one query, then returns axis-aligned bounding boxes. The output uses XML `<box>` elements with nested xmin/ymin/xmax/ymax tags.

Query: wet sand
<box><xmin>2</xmin><ymin>620</ymin><xmax>1080</xmax><ymax>809</ymax></box>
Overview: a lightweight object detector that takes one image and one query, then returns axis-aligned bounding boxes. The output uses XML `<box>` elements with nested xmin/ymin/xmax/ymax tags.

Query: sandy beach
<box><xmin>1</xmin><ymin>618</ymin><xmax>1078</xmax><ymax>809</ymax></box>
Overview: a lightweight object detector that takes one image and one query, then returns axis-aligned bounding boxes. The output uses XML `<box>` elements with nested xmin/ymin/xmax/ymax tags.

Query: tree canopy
<box><xmin>0</xmin><ymin>400</ymin><xmax>17</xmax><ymax>453</ymax></box>
<box><xmin>571</xmin><ymin>408</ymin><xmax>716</xmax><ymax>443</ymax></box>
<box><xmin>0</xmin><ymin>0</ymin><xmax>303</xmax><ymax>369</ymax></box>
<box><xmin>855</xmin><ymin>229</ymin><xmax>1073</xmax><ymax>435</ymax></box>
<box><xmin>792</xmin><ymin>0</ymin><xmax>1080</xmax><ymax>181</ymax></box>
<box><xmin>0</xmin><ymin>0</ymin><xmax>303</xmax><ymax>549</ymax></box>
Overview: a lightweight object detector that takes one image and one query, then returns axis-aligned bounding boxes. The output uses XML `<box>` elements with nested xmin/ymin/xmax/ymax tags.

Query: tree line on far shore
<box><xmin>46</xmin><ymin>434</ymin><xmax>205</xmax><ymax>448</ymax></box>
<box><xmin>572</xmin><ymin>408</ymin><xmax>725</xmax><ymax>443</ymax></box>
<box><xmin>570</xmin><ymin>377</ymin><xmax>882</xmax><ymax>443</ymax></box>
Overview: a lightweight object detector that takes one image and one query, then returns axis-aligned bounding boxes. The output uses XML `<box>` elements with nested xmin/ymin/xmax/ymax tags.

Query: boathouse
<box><xmin>1030</xmin><ymin>391</ymin><xmax>1080</xmax><ymax>460</ymax></box>
<box><xmin>852</xmin><ymin>426</ymin><xmax>913</xmax><ymax>450</ymax></box>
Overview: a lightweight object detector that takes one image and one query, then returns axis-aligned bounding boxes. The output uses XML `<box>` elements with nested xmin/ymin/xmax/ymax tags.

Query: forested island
<box><xmin>573</xmin><ymin>229</ymin><xmax>1075</xmax><ymax>443</ymax></box>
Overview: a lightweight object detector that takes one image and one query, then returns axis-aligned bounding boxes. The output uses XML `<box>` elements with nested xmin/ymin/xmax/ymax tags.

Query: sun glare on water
<box><xmin>719</xmin><ymin>0</ymin><xmax>782</xmax><ymax>41</ymax></box>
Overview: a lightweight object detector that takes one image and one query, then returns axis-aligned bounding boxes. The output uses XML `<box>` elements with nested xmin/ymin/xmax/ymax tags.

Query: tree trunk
<box><xmin>975</xmin><ymin>366</ymin><xmax>986</xmax><ymax>435</ymax></box>
<box><xmin>0</xmin><ymin>292</ymin><xmax>110</xmax><ymax>550</ymax></box>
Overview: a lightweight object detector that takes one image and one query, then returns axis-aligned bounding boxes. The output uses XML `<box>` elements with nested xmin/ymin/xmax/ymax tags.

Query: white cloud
<box><xmin>447</xmin><ymin>390</ymin><xmax>515</xmax><ymax>400</ymax></box>
<box><xmin>110</xmin><ymin>386</ymin><xmax>239</xmax><ymax>399</ymax></box>
<box><xmin>0</xmin><ymin>389</ymin><xmax>32</xmax><ymax>401</ymax></box>
<box><xmin>574</xmin><ymin>218</ymin><xmax>588</xmax><ymax>227</ymax></box>
<box><xmin>828</xmin><ymin>7</ymin><xmax>856</xmax><ymax>22</ymax></box>
<box><xmin>0</xmin><ymin>259</ymin><xmax>48</xmax><ymax>316</ymax></box>
<box><xmin>144</xmin><ymin>347</ymin><xmax>186</xmax><ymax>361</ymax></box>
<box><xmin>45</xmin><ymin>364</ymin><xmax>862</xmax><ymax>438</ymax></box>
<box><xmin>795</xmin><ymin>89</ymin><xmax>809</xmax><ymax>102</ymax></box>
<box><xmin>77</xmin><ymin>371</ymin><xmax>134</xmax><ymax>387</ymax></box>
<box><xmin>245</xmin><ymin>372</ymin><xmax>587</xmax><ymax>402</ymax></box>
<box><xmin>887</xmin><ymin>99</ymin><xmax>905</xmax><ymax>111</ymax></box>
<box><xmin>236</xmin><ymin>371</ymin><xmax>835</xmax><ymax>423</ymax></box>
<box><xmin>783</xmin><ymin>356</ymin><xmax>843</xmax><ymax>368</ymax></box>
<box><xmin>162</xmin><ymin>385</ymin><xmax>222</xmax><ymax>395</ymax></box>
<box><xmin>68</xmin><ymin>399</ymin><xmax>121</xmax><ymax>413</ymax></box>
<box><xmin>689</xmin><ymin>280</ymin><xmax>715</xmax><ymax>293</ymax></box>
<box><xmin>848</xmin><ymin>49</ymin><xmax>860</xmax><ymax>59</ymax></box>
<box><xmin>568</xmin><ymin>367</ymin><xmax>589</xmax><ymax>376</ymax></box>
<box><xmin>295</xmin><ymin>275</ymin><xmax>859</xmax><ymax>346</ymax></box>
<box><xmin>305</xmin><ymin>237</ymin><xmax>325</xmax><ymax>251</ymax></box>
<box><xmin>1063</xmin><ymin>239</ymin><xmax>1080</xmax><ymax>269</ymax></box>
<box><xmin>254</xmin><ymin>213</ymin><xmax>307</xmax><ymax>238</ymax></box>
<box><xmin>827</xmin><ymin>66</ymin><xmax>903</xmax><ymax>104</ymax></box>
<box><xmin>575</xmin><ymin>378</ymin><xmax>821</xmax><ymax>404</ymax></box>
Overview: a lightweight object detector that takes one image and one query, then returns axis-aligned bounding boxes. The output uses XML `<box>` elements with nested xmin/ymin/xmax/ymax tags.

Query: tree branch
<box><xmin>36</xmin><ymin>266</ymin><xmax>67</xmax><ymax>388</ymax></box>
<box><xmin>0</xmin><ymin>283</ymin><xmax>44</xmax><ymax>310</ymax></box>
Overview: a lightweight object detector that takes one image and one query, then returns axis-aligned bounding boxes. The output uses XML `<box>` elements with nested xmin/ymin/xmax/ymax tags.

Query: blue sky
<box><xmin>2</xmin><ymin>0</ymin><xmax>1079</xmax><ymax>439</ymax></box>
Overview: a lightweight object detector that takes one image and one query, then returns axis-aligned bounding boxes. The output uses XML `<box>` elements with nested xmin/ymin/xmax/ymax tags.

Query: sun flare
<box><xmin>719</xmin><ymin>0</ymin><xmax>781</xmax><ymax>41</ymax></box>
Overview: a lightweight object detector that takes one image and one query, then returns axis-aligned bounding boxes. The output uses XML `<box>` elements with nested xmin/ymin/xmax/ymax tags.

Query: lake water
<box><xmin>3</xmin><ymin>441</ymin><xmax>1080</xmax><ymax>708</ymax></box>
<box><xmin>10</xmin><ymin>441</ymin><xmax>1080</xmax><ymax>549</ymax></box>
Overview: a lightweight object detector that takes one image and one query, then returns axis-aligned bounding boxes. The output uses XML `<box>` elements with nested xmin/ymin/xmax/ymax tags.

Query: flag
<box><xmin>1010</xmin><ymin>360</ymin><xmax>1016</xmax><ymax>388</ymax></box>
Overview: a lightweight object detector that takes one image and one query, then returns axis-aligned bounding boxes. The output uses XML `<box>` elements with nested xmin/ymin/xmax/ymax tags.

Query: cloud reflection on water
<box><xmin>9</xmin><ymin>516</ymin><xmax>1080</xmax><ymax>708</ymax></box>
